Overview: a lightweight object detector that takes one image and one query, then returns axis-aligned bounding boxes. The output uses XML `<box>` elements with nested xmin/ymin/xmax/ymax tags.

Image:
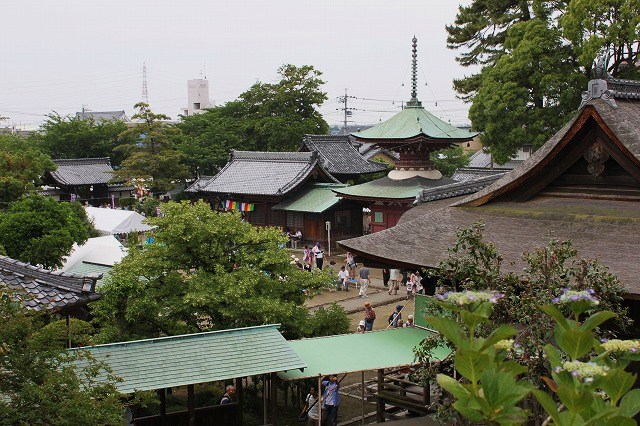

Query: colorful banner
<box><xmin>223</xmin><ymin>200</ymin><xmax>255</xmax><ymax>212</ymax></box>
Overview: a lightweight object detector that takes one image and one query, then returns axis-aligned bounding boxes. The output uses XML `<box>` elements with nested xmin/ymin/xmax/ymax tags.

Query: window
<box><xmin>286</xmin><ymin>212</ymin><xmax>303</xmax><ymax>228</ymax></box>
<box><xmin>334</xmin><ymin>210</ymin><xmax>352</xmax><ymax>229</ymax></box>
<box><xmin>373</xmin><ymin>211</ymin><xmax>384</xmax><ymax>223</ymax></box>
<box><xmin>193</xmin><ymin>102</ymin><xmax>201</xmax><ymax>110</ymax></box>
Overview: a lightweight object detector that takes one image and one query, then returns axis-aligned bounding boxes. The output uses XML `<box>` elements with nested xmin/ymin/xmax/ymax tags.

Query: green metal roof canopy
<box><xmin>71</xmin><ymin>324</ymin><xmax>307</xmax><ymax>393</ymax></box>
<box><xmin>273</xmin><ymin>183</ymin><xmax>348</xmax><ymax>213</ymax></box>
<box><xmin>351</xmin><ymin>106</ymin><xmax>477</xmax><ymax>141</ymax></box>
<box><xmin>278</xmin><ymin>327</ymin><xmax>449</xmax><ymax>380</ymax></box>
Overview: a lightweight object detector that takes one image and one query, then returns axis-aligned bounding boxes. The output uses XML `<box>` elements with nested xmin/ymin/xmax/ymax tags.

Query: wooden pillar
<box><xmin>235</xmin><ymin>377</ymin><xmax>243</xmax><ymax>426</ymax></box>
<box><xmin>158</xmin><ymin>388</ymin><xmax>167</xmax><ymax>426</ymax></box>
<box><xmin>317</xmin><ymin>376</ymin><xmax>322</xmax><ymax>426</ymax></box>
<box><xmin>263</xmin><ymin>375</ymin><xmax>268</xmax><ymax>426</ymax></box>
<box><xmin>187</xmin><ymin>384</ymin><xmax>195</xmax><ymax>426</ymax></box>
<box><xmin>423</xmin><ymin>381</ymin><xmax>430</xmax><ymax>406</ymax></box>
<box><xmin>376</xmin><ymin>369</ymin><xmax>385</xmax><ymax>423</ymax></box>
<box><xmin>66</xmin><ymin>314</ymin><xmax>71</xmax><ymax>348</ymax></box>
<box><xmin>361</xmin><ymin>371</ymin><xmax>365</xmax><ymax>425</ymax></box>
<box><xmin>270</xmin><ymin>372</ymin><xmax>278</xmax><ymax>425</ymax></box>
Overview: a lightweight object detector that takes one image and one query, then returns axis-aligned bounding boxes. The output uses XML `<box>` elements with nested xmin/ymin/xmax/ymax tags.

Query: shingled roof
<box><xmin>415</xmin><ymin>174</ymin><xmax>503</xmax><ymax>204</ymax></box>
<box><xmin>49</xmin><ymin>158</ymin><xmax>114</xmax><ymax>186</ymax></box>
<box><xmin>301</xmin><ymin>135</ymin><xmax>388</xmax><ymax>175</ymax></box>
<box><xmin>0</xmin><ymin>255</ymin><xmax>102</xmax><ymax>311</ymax></box>
<box><xmin>333</xmin><ymin>175</ymin><xmax>456</xmax><ymax>202</ymax></box>
<box><xmin>185</xmin><ymin>150</ymin><xmax>338</xmax><ymax>197</ymax></box>
<box><xmin>75</xmin><ymin>110</ymin><xmax>130</xmax><ymax>122</ymax></box>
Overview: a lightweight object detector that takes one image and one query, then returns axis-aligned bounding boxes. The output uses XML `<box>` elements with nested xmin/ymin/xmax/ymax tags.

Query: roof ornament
<box><xmin>580</xmin><ymin>53</ymin><xmax>618</xmax><ymax>110</ymax></box>
<box><xmin>407</xmin><ymin>36</ymin><xmax>422</xmax><ymax>107</ymax></box>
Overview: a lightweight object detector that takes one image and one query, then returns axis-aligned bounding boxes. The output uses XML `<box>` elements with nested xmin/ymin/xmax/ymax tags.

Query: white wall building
<box><xmin>181</xmin><ymin>78</ymin><xmax>212</xmax><ymax>116</ymax></box>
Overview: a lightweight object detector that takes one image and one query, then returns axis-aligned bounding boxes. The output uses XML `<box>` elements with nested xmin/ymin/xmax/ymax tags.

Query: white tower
<box><xmin>182</xmin><ymin>79</ymin><xmax>211</xmax><ymax>116</ymax></box>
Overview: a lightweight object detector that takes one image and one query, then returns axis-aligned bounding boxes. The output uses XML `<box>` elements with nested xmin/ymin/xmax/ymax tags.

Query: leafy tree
<box><xmin>0</xmin><ymin>195</ymin><xmax>93</xmax><ymax>268</ymax></box>
<box><xmin>0</xmin><ymin>287</ymin><xmax>124</xmax><ymax>425</ymax></box>
<box><xmin>432</xmin><ymin>144</ymin><xmax>471</xmax><ymax>177</ymax></box>
<box><xmin>469</xmin><ymin>19</ymin><xmax>585</xmax><ymax>164</ymax></box>
<box><xmin>34</xmin><ymin>113</ymin><xmax>134</xmax><ymax>166</ymax></box>
<box><xmin>177</xmin><ymin>64</ymin><xmax>329</xmax><ymax>176</ymax></box>
<box><xmin>418</xmin><ymin>222</ymin><xmax>630</xmax><ymax>424</ymax></box>
<box><xmin>91</xmin><ymin>200</ymin><xmax>336</xmax><ymax>342</ymax></box>
<box><xmin>0</xmin><ymin>134</ymin><xmax>55</xmax><ymax>207</ymax></box>
<box><xmin>114</xmin><ymin>103</ymin><xmax>189</xmax><ymax>193</ymax></box>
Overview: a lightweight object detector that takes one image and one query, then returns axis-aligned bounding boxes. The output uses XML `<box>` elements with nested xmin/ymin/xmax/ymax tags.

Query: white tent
<box><xmin>85</xmin><ymin>207</ymin><xmax>154</xmax><ymax>235</ymax></box>
<box><xmin>60</xmin><ymin>235</ymin><xmax>127</xmax><ymax>272</ymax></box>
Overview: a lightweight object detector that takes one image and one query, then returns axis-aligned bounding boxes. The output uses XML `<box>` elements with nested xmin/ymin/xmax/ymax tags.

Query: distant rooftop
<box><xmin>301</xmin><ymin>135</ymin><xmax>388</xmax><ymax>176</ymax></box>
<box><xmin>49</xmin><ymin>157</ymin><xmax>114</xmax><ymax>186</ymax></box>
<box><xmin>75</xmin><ymin>110</ymin><xmax>130</xmax><ymax>122</ymax></box>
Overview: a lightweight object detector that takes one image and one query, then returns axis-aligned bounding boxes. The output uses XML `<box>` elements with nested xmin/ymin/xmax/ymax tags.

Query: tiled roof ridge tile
<box><xmin>231</xmin><ymin>150</ymin><xmax>315</xmax><ymax>162</ymax></box>
<box><xmin>415</xmin><ymin>174</ymin><xmax>503</xmax><ymax>204</ymax></box>
<box><xmin>53</xmin><ymin>157</ymin><xmax>112</xmax><ymax>166</ymax></box>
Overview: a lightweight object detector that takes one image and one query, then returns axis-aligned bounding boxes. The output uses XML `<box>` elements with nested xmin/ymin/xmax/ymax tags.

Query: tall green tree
<box><xmin>432</xmin><ymin>145</ymin><xmax>471</xmax><ymax>177</ymax></box>
<box><xmin>0</xmin><ymin>196</ymin><xmax>93</xmax><ymax>268</ymax></box>
<box><xmin>0</xmin><ymin>288</ymin><xmax>124</xmax><ymax>425</ymax></box>
<box><xmin>177</xmin><ymin>64</ymin><xmax>328</xmax><ymax>177</ymax></box>
<box><xmin>0</xmin><ymin>134</ymin><xmax>55</xmax><ymax>207</ymax></box>
<box><xmin>114</xmin><ymin>103</ymin><xmax>189</xmax><ymax>193</ymax></box>
<box><xmin>91</xmin><ymin>201</ymin><xmax>336</xmax><ymax>342</ymax></box>
<box><xmin>35</xmin><ymin>113</ymin><xmax>134</xmax><ymax>166</ymax></box>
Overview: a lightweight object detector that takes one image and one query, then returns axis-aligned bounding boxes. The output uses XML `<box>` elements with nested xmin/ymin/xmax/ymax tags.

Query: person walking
<box><xmin>415</xmin><ymin>271</ymin><xmax>423</xmax><ymax>295</ymax></box>
<box><xmin>406</xmin><ymin>277</ymin><xmax>414</xmax><ymax>300</ymax></box>
<box><xmin>300</xmin><ymin>386</ymin><xmax>320</xmax><ymax>425</ymax></box>
<box><xmin>346</xmin><ymin>252</ymin><xmax>356</xmax><ymax>277</ymax></box>
<box><xmin>322</xmin><ymin>375</ymin><xmax>341</xmax><ymax>426</ymax></box>
<box><xmin>312</xmin><ymin>242</ymin><xmax>324</xmax><ymax>270</ymax></box>
<box><xmin>337</xmin><ymin>265</ymin><xmax>349</xmax><ymax>291</ymax></box>
<box><xmin>358</xmin><ymin>266</ymin><xmax>370</xmax><ymax>298</ymax></box>
<box><xmin>388</xmin><ymin>304</ymin><xmax>403</xmax><ymax>328</ymax></box>
<box><xmin>382</xmin><ymin>268</ymin><xmax>390</xmax><ymax>288</ymax></box>
<box><xmin>389</xmin><ymin>268</ymin><xmax>400</xmax><ymax>295</ymax></box>
<box><xmin>303</xmin><ymin>245</ymin><xmax>313</xmax><ymax>272</ymax></box>
<box><xmin>363</xmin><ymin>302</ymin><xmax>376</xmax><ymax>331</ymax></box>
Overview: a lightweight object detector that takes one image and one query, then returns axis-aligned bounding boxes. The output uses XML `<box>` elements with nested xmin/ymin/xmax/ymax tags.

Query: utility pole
<box><xmin>337</xmin><ymin>89</ymin><xmax>355</xmax><ymax>134</ymax></box>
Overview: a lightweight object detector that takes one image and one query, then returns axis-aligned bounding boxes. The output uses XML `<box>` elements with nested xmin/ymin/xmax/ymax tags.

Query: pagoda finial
<box><xmin>407</xmin><ymin>35</ymin><xmax>422</xmax><ymax>107</ymax></box>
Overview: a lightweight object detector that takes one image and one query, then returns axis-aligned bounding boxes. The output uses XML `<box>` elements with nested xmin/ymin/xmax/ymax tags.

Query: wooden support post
<box><xmin>158</xmin><ymin>388</ymin><xmax>167</xmax><ymax>426</ymax></box>
<box><xmin>66</xmin><ymin>314</ymin><xmax>71</xmax><ymax>348</ymax></box>
<box><xmin>376</xmin><ymin>369</ymin><xmax>385</xmax><ymax>423</ymax></box>
<box><xmin>317</xmin><ymin>376</ymin><xmax>322</xmax><ymax>426</ymax></box>
<box><xmin>361</xmin><ymin>371</ymin><xmax>365</xmax><ymax>425</ymax></box>
<box><xmin>423</xmin><ymin>381</ymin><xmax>430</xmax><ymax>407</ymax></box>
<box><xmin>187</xmin><ymin>384</ymin><xmax>195</xmax><ymax>426</ymax></box>
<box><xmin>270</xmin><ymin>372</ymin><xmax>278</xmax><ymax>425</ymax></box>
<box><xmin>235</xmin><ymin>377</ymin><xmax>243</xmax><ymax>426</ymax></box>
<box><xmin>263</xmin><ymin>375</ymin><xmax>268</xmax><ymax>426</ymax></box>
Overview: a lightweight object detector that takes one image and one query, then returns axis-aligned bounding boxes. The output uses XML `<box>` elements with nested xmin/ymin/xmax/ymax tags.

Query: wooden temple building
<box><xmin>333</xmin><ymin>37</ymin><xmax>477</xmax><ymax>232</ymax></box>
<box><xmin>338</xmin><ymin>67</ymin><xmax>640</xmax><ymax>312</ymax></box>
<box><xmin>42</xmin><ymin>157</ymin><xmax>134</xmax><ymax>206</ymax></box>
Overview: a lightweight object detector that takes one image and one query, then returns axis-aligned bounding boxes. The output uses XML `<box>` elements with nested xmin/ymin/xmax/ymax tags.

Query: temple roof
<box><xmin>415</xmin><ymin>174</ymin><xmax>503</xmax><ymax>204</ymax></box>
<box><xmin>75</xmin><ymin>110</ymin><xmax>130</xmax><ymax>122</ymax></box>
<box><xmin>333</xmin><ymin>175</ymin><xmax>455</xmax><ymax>202</ymax></box>
<box><xmin>272</xmin><ymin>183</ymin><xmax>348</xmax><ymax>213</ymax></box>
<box><xmin>0</xmin><ymin>255</ymin><xmax>102</xmax><ymax>312</ymax></box>
<box><xmin>301</xmin><ymin>135</ymin><xmax>388</xmax><ymax>175</ymax></box>
<box><xmin>49</xmin><ymin>157</ymin><xmax>114</xmax><ymax>186</ymax></box>
<box><xmin>185</xmin><ymin>150</ymin><xmax>338</xmax><ymax>197</ymax></box>
<box><xmin>451</xmin><ymin>149</ymin><xmax>521</xmax><ymax>182</ymax></box>
<box><xmin>351</xmin><ymin>106</ymin><xmax>477</xmax><ymax>142</ymax></box>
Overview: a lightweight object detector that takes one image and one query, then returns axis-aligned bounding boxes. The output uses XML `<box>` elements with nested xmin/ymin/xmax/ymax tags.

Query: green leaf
<box><xmin>603</xmin><ymin>417</ymin><xmax>636</xmax><ymax>426</ymax></box>
<box><xmin>533</xmin><ymin>389</ymin><xmax>561</xmax><ymax>425</ymax></box>
<box><xmin>460</xmin><ymin>310</ymin><xmax>486</xmax><ymax>333</ymax></box>
<box><xmin>555</xmin><ymin>327</ymin><xmax>594</xmax><ymax>360</ymax></box>
<box><xmin>557</xmin><ymin>385</ymin><xmax>592</xmax><ymax>414</ymax></box>
<box><xmin>619</xmin><ymin>388</ymin><xmax>640</xmax><ymax>417</ymax></box>
<box><xmin>427</xmin><ymin>316</ymin><xmax>468</xmax><ymax>348</ymax></box>
<box><xmin>480</xmin><ymin>324</ymin><xmax>518</xmax><ymax>351</ymax></box>
<box><xmin>455</xmin><ymin>349</ymin><xmax>489</xmax><ymax>383</ymax></box>
<box><xmin>540</xmin><ymin>304</ymin><xmax>570</xmax><ymax>330</ymax></box>
<box><xmin>599</xmin><ymin>369</ymin><xmax>636</xmax><ymax>405</ymax></box>
<box><xmin>582</xmin><ymin>407</ymin><xmax>621</xmax><ymax>426</ymax></box>
<box><xmin>580</xmin><ymin>311</ymin><xmax>616</xmax><ymax>332</ymax></box>
<box><xmin>481</xmin><ymin>370</ymin><xmax>531</xmax><ymax>411</ymax></box>
<box><xmin>544</xmin><ymin>344</ymin><xmax>564</xmax><ymax>368</ymax></box>
<box><xmin>501</xmin><ymin>360</ymin><xmax>528</xmax><ymax>377</ymax></box>
<box><xmin>436</xmin><ymin>374</ymin><xmax>470</xmax><ymax>400</ymax></box>
<box><xmin>453</xmin><ymin>399</ymin><xmax>485</xmax><ymax>422</ymax></box>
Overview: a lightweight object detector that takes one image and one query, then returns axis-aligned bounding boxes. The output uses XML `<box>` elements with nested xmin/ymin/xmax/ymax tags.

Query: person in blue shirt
<box><xmin>322</xmin><ymin>375</ymin><xmax>340</xmax><ymax>426</ymax></box>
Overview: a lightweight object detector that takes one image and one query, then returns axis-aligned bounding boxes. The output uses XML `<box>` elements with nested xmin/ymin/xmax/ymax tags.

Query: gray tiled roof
<box><xmin>466</xmin><ymin>150</ymin><xmax>523</xmax><ymax>169</ymax></box>
<box><xmin>0</xmin><ymin>256</ymin><xmax>101</xmax><ymax>312</ymax></box>
<box><xmin>186</xmin><ymin>150</ymin><xmax>338</xmax><ymax>196</ymax></box>
<box><xmin>49</xmin><ymin>158</ymin><xmax>114</xmax><ymax>186</ymax></box>
<box><xmin>302</xmin><ymin>135</ymin><xmax>388</xmax><ymax>175</ymax></box>
<box><xmin>357</xmin><ymin>142</ymin><xmax>400</xmax><ymax>161</ymax></box>
<box><xmin>451</xmin><ymin>168</ymin><xmax>508</xmax><ymax>182</ymax></box>
<box><xmin>75</xmin><ymin>110</ymin><xmax>130</xmax><ymax>122</ymax></box>
<box><xmin>415</xmin><ymin>174</ymin><xmax>504</xmax><ymax>204</ymax></box>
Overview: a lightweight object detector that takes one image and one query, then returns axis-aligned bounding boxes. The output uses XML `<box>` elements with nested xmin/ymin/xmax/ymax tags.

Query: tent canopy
<box><xmin>60</xmin><ymin>235</ymin><xmax>127</xmax><ymax>272</ymax></box>
<box><xmin>278</xmin><ymin>327</ymin><xmax>449</xmax><ymax>380</ymax></box>
<box><xmin>85</xmin><ymin>207</ymin><xmax>154</xmax><ymax>235</ymax></box>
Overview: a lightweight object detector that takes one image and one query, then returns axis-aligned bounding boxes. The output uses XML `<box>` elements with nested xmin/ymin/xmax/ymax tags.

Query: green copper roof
<box><xmin>352</xmin><ymin>106</ymin><xmax>477</xmax><ymax>141</ymax></box>
<box><xmin>278</xmin><ymin>327</ymin><xmax>449</xmax><ymax>380</ymax></box>
<box><xmin>64</xmin><ymin>262</ymin><xmax>113</xmax><ymax>289</ymax></box>
<box><xmin>333</xmin><ymin>175</ymin><xmax>455</xmax><ymax>200</ymax></box>
<box><xmin>273</xmin><ymin>183</ymin><xmax>348</xmax><ymax>213</ymax></box>
<box><xmin>71</xmin><ymin>324</ymin><xmax>306</xmax><ymax>393</ymax></box>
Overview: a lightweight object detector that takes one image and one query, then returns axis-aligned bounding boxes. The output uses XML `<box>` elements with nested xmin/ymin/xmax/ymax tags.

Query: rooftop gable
<box><xmin>186</xmin><ymin>150</ymin><xmax>339</xmax><ymax>197</ymax></box>
<box><xmin>49</xmin><ymin>157</ymin><xmax>114</xmax><ymax>186</ymax></box>
<box><xmin>301</xmin><ymin>135</ymin><xmax>388</xmax><ymax>175</ymax></box>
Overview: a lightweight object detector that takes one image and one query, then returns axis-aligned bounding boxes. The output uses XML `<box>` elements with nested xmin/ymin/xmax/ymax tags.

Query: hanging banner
<box><xmin>223</xmin><ymin>200</ymin><xmax>255</xmax><ymax>212</ymax></box>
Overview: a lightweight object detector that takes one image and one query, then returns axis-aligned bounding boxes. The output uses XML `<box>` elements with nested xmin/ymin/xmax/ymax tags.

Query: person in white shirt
<box><xmin>312</xmin><ymin>242</ymin><xmax>324</xmax><ymax>270</ymax></box>
<box><xmin>337</xmin><ymin>266</ymin><xmax>349</xmax><ymax>291</ymax></box>
<box><xmin>301</xmin><ymin>386</ymin><xmax>320</xmax><ymax>425</ymax></box>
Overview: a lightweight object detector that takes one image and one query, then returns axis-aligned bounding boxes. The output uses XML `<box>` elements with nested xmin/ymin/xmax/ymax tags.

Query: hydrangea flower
<box><xmin>558</xmin><ymin>360</ymin><xmax>609</xmax><ymax>381</ymax></box>
<box><xmin>435</xmin><ymin>290</ymin><xmax>505</xmax><ymax>306</ymax></box>
<box><xmin>551</xmin><ymin>289</ymin><xmax>599</xmax><ymax>306</ymax></box>
<box><xmin>601</xmin><ymin>339</ymin><xmax>640</xmax><ymax>354</ymax></box>
<box><xmin>494</xmin><ymin>339</ymin><xmax>515</xmax><ymax>350</ymax></box>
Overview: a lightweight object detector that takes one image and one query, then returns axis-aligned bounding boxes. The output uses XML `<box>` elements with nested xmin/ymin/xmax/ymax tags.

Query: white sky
<box><xmin>1</xmin><ymin>0</ymin><xmax>475</xmax><ymax>130</ymax></box>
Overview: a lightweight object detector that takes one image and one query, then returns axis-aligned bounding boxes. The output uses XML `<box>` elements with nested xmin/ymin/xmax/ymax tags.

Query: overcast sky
<box><xmin>1</xmin><ymin>0</ymin><xmax>475</xmax><ymax>130</ymax></box>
